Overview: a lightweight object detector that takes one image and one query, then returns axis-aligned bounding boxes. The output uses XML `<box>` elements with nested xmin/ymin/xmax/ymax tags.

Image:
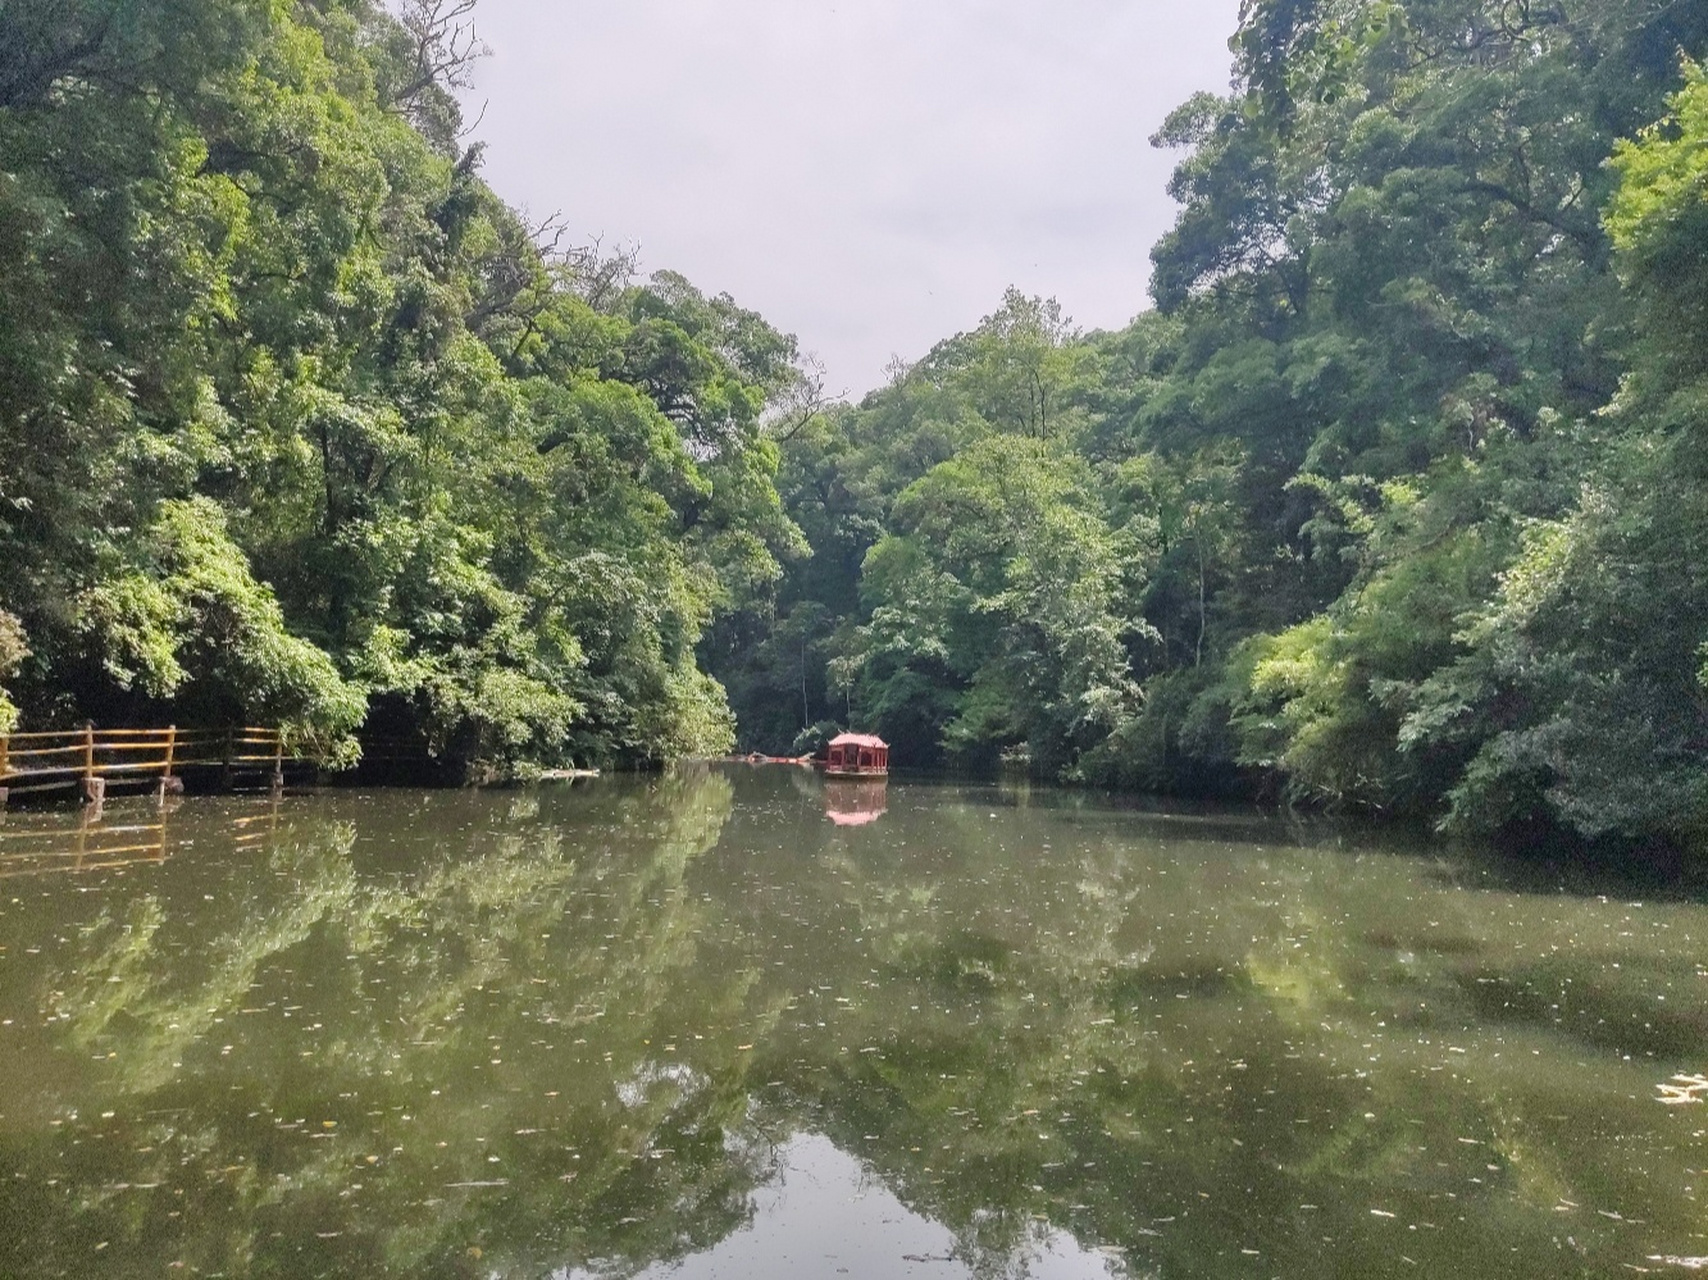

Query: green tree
<box><xmin>0</xmin><ymin>0</ymin><xmax>811</xmax><ymax>772</ymax></box>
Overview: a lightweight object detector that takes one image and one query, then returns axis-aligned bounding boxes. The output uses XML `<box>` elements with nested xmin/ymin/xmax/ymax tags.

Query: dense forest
<box><xmin>0</xmin><ymin>0</ymin><xmax>809</xmax><ymax>769</ymax></box>
<box><xmin>4</xmin><ymin>0</ymin><xmax>1708</xmax><ymax>855</ymax></box>
<box><xmin>717</xmin><ymin>0</ymin><xmax>1708</xmax><ymax>857</ymax></box>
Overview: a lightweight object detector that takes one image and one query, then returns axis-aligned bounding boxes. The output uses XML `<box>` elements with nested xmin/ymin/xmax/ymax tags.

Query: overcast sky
<box><xmin>465</xmin><ymin>1</ymin><xmax>1242</xmax><ymax>397</ymax></box>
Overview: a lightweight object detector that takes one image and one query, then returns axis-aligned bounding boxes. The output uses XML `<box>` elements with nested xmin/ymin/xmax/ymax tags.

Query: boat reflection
<box><xmin>824</xmin><ymin>778</ymin><xmax>888</xmax><ymax>827</ymax></box>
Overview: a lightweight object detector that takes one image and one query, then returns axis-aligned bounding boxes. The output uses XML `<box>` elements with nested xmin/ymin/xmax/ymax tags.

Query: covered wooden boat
<box><xmin>823</xmin><ymin>733</ymin><xmax>889</xmax><ymax>779</ymax></box>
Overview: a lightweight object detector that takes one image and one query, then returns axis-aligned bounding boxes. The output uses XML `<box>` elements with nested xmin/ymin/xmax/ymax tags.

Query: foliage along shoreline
<box><xmin>712</xmin><ymin>0</ymin><xmax>1708</xmax><ymax>860</ymax></box>
<box><xmin>4</xmin><ymin>0</ymin><xmax>1708</xmax><ymax>860</ymax></box>
<box><xmin>0</xmin><ymin>0</ymin><xmax>808</xmax><ymax>773</ymax></box>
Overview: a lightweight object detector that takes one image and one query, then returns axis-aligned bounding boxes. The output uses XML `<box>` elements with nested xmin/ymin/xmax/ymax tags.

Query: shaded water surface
<box><xmin>1</xmin><ymin>769</ymin><xmax>1706</xmax><ymax>1278</ymax></box>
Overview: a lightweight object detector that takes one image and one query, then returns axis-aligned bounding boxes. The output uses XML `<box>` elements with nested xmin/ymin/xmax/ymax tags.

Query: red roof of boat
<box><xmin>828</xmin><ymin>733</ymin><xmax>888</xmax><ymax>749</ymax></box>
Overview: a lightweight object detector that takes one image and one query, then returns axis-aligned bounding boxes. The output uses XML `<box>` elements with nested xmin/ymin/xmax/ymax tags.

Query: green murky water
<box><xmin>1</xmin><ymin>767</ymin><xmax>1706</xmax><ymax>1279</ymax></box>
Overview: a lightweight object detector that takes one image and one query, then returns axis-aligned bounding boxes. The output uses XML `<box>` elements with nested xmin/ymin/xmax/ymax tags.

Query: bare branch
<box><xmin>456</xmin><ymin>97</ymin><xmax>489</xmax><ymax>141</ymax></box>
<box><xmin>468</xmin><ymin>217</ymin><xmax>639</xmax><ymax>342</ymax></box>
<box><xmin>560</xmin><ymin>235</ymin><xmax>643</xmax><ymax>312</ymax></box>
<box><xmin>767</xmin><ymin>354</ymin><xmax>846</xmax><ymax>442</ymax></box>
<box><xmin>390</xmin><ymin>0</ymin><xmax>489</xmax><ymax>105</ymax></box>
<box><xmin>529</xmin><ymin>210</ymin><xmax>572</xmax><ymax>258</ymax></box>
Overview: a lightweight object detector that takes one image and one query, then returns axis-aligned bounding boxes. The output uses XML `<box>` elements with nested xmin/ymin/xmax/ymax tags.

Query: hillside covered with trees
<box><xmin>5</xmin><ymin>0</ymin><xmax>1708</xmax><ymax>857</ymax></box>
<box><xmin>714</xmin><ymin>0</ymin><xmax>1708</xmax><ymax>856</ymax></box>
<box><xmin>0</xmin><ymin>0</ymin><xmax>811</xmax><ymax>769</ymax></box>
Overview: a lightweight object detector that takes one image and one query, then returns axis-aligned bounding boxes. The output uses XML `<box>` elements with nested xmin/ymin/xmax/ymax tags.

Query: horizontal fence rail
<box><xmin>0</xmin><ymin>725</ymin><xmax>310</xmax><ymax>805</ymax></box>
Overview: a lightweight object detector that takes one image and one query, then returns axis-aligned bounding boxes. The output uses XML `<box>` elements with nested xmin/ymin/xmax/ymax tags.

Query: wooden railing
<box><xmin>0</xmin><ymin>725</ymin><xmax>304</xmax><ymax>805</ymax></box>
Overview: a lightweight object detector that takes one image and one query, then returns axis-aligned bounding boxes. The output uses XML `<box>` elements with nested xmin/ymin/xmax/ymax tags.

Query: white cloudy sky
<box><xmin>465</xmin><ymin>0</ymin><xmax>1242</xmax><ymax>397</ymax></box>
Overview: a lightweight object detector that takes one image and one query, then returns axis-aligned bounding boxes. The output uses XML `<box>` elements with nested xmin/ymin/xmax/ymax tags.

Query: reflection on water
<box><xmin>824</xmin><ymin>779</ymin><xmax>889</xmax><ymax>828</ymax></box>
<box><xmin>560</xmin><ymin>1134</ymin><xmax>1120</xmax><ymax>1280</ymax></box>
<box><xmin>1</xmin><ymin>769</ymin><xmax>1706</xmax><ymax>1278</ymax></box>
<box><xmin>0</xmin><ymin>795</ymin><xmax>288</xmax><ymax>879</ymax></box>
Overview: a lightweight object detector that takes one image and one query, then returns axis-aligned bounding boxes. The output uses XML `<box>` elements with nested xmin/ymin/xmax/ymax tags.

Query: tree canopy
<box><xmin>6</xmin><ymin>0</ymin><xmax>1708</xmax><ymax>856</ymax></box>
<box><xmin>715</xmin><ymin>0</ymin><xmax>1708</xmax><ymax>859</ymax></box>
<box><xmin>0</xmin><ymin>0</ymin><xmax>815</xmax><ymax>771</ymax></box>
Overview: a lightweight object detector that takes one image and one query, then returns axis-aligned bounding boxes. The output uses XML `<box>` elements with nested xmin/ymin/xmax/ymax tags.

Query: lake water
<box><xmin>1</xmin><ymin>767</ymin><xmax>1706</xmax><ymax>1278</ymax></box>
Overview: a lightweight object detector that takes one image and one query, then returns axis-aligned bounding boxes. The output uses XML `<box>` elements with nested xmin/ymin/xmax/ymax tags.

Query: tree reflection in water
<box><xmin>0</xmin><ymin>768</ymin><xmax>1705</xmax><ymax>1278</ymax></box>
<box><xmin>559</xmin><ymin>1133</ymin><xmax>1121</xmax><ymax>1280</ymax></box>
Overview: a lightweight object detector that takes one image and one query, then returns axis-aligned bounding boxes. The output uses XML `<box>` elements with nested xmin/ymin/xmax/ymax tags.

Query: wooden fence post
<box><xmin>221</xmin><ymin>727</ymin><xmax>234</xmax><ymax>793</ymax></box>
<box><xmin>271</xmin><ymin>733</ymin><xmax>285</xmax><ymax>794</ymax></box>
<box><xmin>81</xmin><ymin>721</ymin><xmax>104</xmax><ymax>807</ymax></box>
<box><xmin>157</xmin><ymin>725</ymin><xmax>181</xmax><ymax>805</ymax></box>
<box><xmin>0</xmin><ymin>729</ymin><xmax>9</xmax><ymax>810</ymax></box>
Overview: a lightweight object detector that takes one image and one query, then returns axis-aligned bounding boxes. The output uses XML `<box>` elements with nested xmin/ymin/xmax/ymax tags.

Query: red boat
<box><xmin>823</xmin><ymin>733</ymin><xmax>889</xmax><ymax>779</ymax></box>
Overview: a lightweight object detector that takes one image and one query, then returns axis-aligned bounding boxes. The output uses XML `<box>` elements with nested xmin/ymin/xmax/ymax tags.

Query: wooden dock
<box><xmin>0</xmin><ymin>725</ymin><xmax>307</xmax><ymax>807</ymax></box>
